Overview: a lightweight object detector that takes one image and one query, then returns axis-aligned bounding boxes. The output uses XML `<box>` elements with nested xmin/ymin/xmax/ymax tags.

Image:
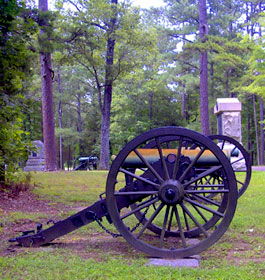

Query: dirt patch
<box><xmin>0</xmin><ymin>189</ymin><xmax>84</xmax><ymax>255</ymax></box>
<box><xmin>201</xmin><ymin>233</ymin><xmax>265</xmax><ymax>266</ymax></box>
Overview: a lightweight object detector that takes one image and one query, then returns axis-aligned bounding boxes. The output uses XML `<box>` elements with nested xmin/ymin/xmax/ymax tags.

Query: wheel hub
<box><xmin>159</xmin><ymin>179</ymin><xmax>184</xmax><ymax>205</ymax></box>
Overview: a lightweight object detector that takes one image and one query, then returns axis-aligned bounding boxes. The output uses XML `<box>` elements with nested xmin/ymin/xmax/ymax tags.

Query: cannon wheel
<box><xmin>106</xmin><ymin>127</ymin><xmax>237</xmax><ymax>258</ymax></box>
<box><xmin>208</xmin><ymin>135</ymin><xmax>251</xmax><ymax>198</ymax></box>
<box><xmin>131</xmin><ymin>134</ymin><xmax>251</xmax><ymax>238</ymax></box>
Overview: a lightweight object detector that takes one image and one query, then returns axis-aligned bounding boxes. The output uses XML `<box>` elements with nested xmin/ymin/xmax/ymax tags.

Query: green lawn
<box><xmin>0</xmin><ymin>170</ymin><xmax>264</xmax><ymax>279</ymax></box>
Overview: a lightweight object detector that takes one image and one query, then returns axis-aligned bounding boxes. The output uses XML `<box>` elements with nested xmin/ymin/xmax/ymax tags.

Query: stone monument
<box><xmin>214</xmin><ymin>98</ymin><xmax>244</xmax><ymax>170</ymax></box>
<box><xmin>214</xmin><ymin>98</ymin><xmax>242</xmax><ymax>143</ymax></box>
<box><xmin>24</xmin><ymin>140</ymin><xmax>45</xmax><ymax>171</ymax></box>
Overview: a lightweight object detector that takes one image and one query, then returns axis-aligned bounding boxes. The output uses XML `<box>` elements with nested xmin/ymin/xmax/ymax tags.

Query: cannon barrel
<box><xmin>123</xmin><ymin>148</ymin><xmax>235</xmax><ymax>168</ymax></box>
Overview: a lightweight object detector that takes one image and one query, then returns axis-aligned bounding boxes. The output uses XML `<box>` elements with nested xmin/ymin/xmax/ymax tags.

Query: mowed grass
<box><xmin>30</xmin><ymin>171</ymin><xmax>108</xmax><ymax>204</ymax></box>
<box><xmin>231</xmin><ymin>171</ymin><xmax>265</xmax><ymax>232</ymax></box>
<box><xmin>0</xmin><ymin>170</ymin><xmax>265</xmax><ymax>279</ymax></box>
<box><xmin>0</xmin><ymin>251</ymin><xmax>263</xmax><ymax>280</ymax></box>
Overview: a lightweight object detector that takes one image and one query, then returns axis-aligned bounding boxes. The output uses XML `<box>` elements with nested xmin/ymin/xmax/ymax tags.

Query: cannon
<box><xmin>73</xmin><ymin>155</ymin><xmax>98</xmax><ymax>171</ymax></box>
<box><xmin>9</xmin><ymin>127</ymin><xmax>251</xmax><ymax>259</ymax></box>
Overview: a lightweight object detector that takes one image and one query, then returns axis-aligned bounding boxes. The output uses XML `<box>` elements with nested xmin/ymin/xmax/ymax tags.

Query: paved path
<box><xmin>252</xmin><ymin>166</ymin><xmax>265</xmax><ymax>171</ymax></box>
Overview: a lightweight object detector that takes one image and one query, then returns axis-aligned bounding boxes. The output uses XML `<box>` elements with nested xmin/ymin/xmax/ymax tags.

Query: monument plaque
<box><xmin>24</xmin><ymin>140</ymin><xmax>45</xmax><ymax>171</ymax></box>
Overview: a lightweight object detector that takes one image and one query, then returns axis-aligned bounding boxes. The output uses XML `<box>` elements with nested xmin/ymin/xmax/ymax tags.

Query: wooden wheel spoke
<box><xmin>186</xmin><ymin>189</ymin><xmax>228</xmax><ymax>194</ymax></box>
<box><xmin>204</xmin><ymin>174</ymin><xmax>214</xmax><ymax>185</ymax></box>
<box><xmin>134</xmin><ymin>149</ymin><xmax>164</xmax><ymax>183</ymax></box>
<box><xmin>231</xmin><ymin>157</ymin><xmax>245</xmax><ymax>165</ymax></box>
<box><xmin>121</xmin><ymin>197</ymin><xmax>159</xmax><ymax>220</ymax></box>
<box><xmin>221</xmin><ymin>140</ymin><xmax>225</xmax><ymax>150</ymax></box>
<box><xmin>182</xmin><ymin>207</ymin><xmax>190</xmax><ymax>230</ymax></box>
<box><xmin>119</xmin><ymin>168</ymin><xmax>160</xmax><ymax>188</ymax></box>
<box><xmin>159</xmin><ymin>205</ymin><xmax>170</xmax><ymax>248</ymax></box>
<box><xmin>180</xmin><ymin>202</ymin><xmax>209</xmax><ymax>238</ymax></box>
<box><xmin>175</xmin><ymin>206</ymin><xmax>187</xmax><ymax>247</ymax></box>
<box><xmin>191</xmin><ymin>193</ymin><xmax>221</xmax><ymax>207</ymax></box>
<box><xmin>236</xmin><ymin>179</ymin><xmax>244</xmax><ymax>186</ymax></box>
<box><xmin>190</xmin><ymin>203</ymin><xmax>208</xmax><ymax>223</ymax></box>
<box><xmin>155</xmin><ymin>137</ymin><xmax>170</xmax><ymax>180</ymax></box>
<box><xmin>173</xmin><ymin>137</ymin><xmax>183</xmax><ymax>180</ymax></box>
<box><xmin>179</xmin><ymin>147</ymin><xmax>206</xmax><ymax>182</ymax></box>
<box><xmin>134</xmin><ymin>196</ymin><xmax>157</xmax><ymax>208</ymax></box>
<box><xmin>184</xmin><ymin>197</ymin><xmax>224</xmax><ymax>218</ymax></box>
<box><xmin>183</xmin><ymin>165</ymin><xmax>223</xmax><ymax>187</ymax></box>
<box><xmin>114</xmin><ymin>191</ymin><xmax>158</xmax><ymax>196</ymax></box>
<box><xmin>167</xmin><ymin>206</ymin><xmax>175</xmax><ymax>231</ymax></box>
<box><xmin>136</xmin><ymin>203</ymin><xmax>164</xmax><ymax>239</ymax></box>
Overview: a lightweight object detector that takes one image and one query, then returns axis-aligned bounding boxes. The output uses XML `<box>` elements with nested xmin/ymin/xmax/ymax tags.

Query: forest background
<box><xmin>1</xmin><ymin>0</ymin><xmax>265</xmax><ymax>182</ymax></box>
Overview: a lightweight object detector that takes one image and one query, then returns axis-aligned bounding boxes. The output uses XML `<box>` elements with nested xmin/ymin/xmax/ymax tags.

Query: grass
<box><xmin>30</xmin><ymin>171</ymin><xmax>107</xmax><ymax>204</ymax></box>
<box><xmin>1</xmin><ymin>211</ymin><xmax>49</xmax><ymax>224</ymax></box>
<box><xmin>0</xmin><ymin>246</ymin><xmax>262</xmax><ymax>280</ymax></box>
<box><xmin>0</xmin><ymin>251</ymin><xmax>264</xmax><ymax>280</ymax></box>
<box><xmin>0</xmin><ymin>170</ymin><xmax>265</xmax><ymax>279</ymax></box>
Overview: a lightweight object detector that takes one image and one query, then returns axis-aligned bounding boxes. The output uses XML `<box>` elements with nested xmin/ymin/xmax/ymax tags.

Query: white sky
<box><xmin>45</xmin><ymin>0</ymin><xmax>165</xmax><ymax>10</ymax></box>
<box><xmin>132</xmin><ymin>0</ymin><xmax>165</xmax><ymax>9</ymax></box>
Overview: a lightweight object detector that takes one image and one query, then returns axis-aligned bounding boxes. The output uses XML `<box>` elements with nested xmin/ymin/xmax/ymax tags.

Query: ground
<box><xmin>0</xmin><ymin>188</ymin><xmax>138</xmax><ymax>260</ymax></box>
<box><xmin>0</xmin><ymin>187</ymin><xmax>264</xmax><ymax>271</ymax></box>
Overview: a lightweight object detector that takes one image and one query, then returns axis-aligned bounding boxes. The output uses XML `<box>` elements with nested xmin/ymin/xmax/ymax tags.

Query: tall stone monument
<box><xmin>24</xmin><ymin>140</ymin><xmax>45</xmax><ymax>171</ymax></box>
<box><xmin>214</xmin><ymin>98</ymin><xmax>242</xmax><ymax>143</ymax></box>
<box><xmin>214</xmin><ymin>98</ymin><xmax>244</xmax><ymax>169</ymax></box>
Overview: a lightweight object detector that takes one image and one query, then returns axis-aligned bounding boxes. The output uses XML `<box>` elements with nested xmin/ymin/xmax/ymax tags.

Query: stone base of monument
<box><xmin>24</xmin><ymin>158</ymin><xmax>45</xmax><ymax>171</ymax></box>
<box><xmin>147</xmin><ymin>255</ymin><xmax>200</xmax><ymax>268</ymax></box>
<box><xmin>24</xmin><ymin>140</ymin><xmax>45</xmax><ymax>172</ymax></box>
<box><xmin>146</xmin><ymin>239</ymin><xmax>200</xmax><ymax>268</ymax></box>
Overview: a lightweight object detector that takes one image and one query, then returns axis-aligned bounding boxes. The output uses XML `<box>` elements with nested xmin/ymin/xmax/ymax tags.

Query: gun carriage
<box><xmin>10</xmin><ymin>127</ymin><xmax>251</xmax><ymax>259</ymax></box>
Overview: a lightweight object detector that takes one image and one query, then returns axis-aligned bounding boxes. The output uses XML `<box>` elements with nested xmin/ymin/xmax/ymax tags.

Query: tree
<box><xmin>99</xmin><ymin>0</ymin><xmax>118</xmax><ymax>169</ymax></box>
<box><xmin>55</xmin><ymin>0</ymin><xmax>157</xmax><ymax>169</ymax></box>
<box><xmin>52</xmin><ymin>64</ymin><xmax>101</xmax><ymax>167</ymax></box>
<box><xmin>39</xmin><ymin>0</ymin><xmax>57</xmax><ymax>171</ymax></box>
<box><xmin>0</xmin><ymin>0</ymin><xmax>38</xmax><ymax>183</ymax></box>
<box><xmin>199</xmin><ymin>0</ymin><xmax>210</xmax><ymax>135</ymax></box>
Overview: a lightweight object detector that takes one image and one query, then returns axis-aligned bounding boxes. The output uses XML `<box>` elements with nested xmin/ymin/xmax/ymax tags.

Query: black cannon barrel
<box><xmin>123</xmin><ymin>148</ymin><xmax>232</xmax><ymax>168</ymax></box>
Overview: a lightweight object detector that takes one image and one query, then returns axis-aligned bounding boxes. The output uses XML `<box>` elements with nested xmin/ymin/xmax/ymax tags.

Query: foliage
<box><xmin>2</xmin><ymin>0</ymin><xmax>265</xmax><ymax>175</ymax></box>
<box><xmin>0</xmin><ymin>0</ymin><xmax>39</xmax><ymax>182</ymax></box>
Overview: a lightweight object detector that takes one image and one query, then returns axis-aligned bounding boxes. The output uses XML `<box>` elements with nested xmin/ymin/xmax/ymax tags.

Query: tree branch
<box><xmin>68</xmin><ymin>0</ymin><xmax>81</xmax><ymax>12</ymax></box>
<box><xmin>168</xmin><ymin>33</ymin><xmax>194</xmax><ymax>43</ymax></box>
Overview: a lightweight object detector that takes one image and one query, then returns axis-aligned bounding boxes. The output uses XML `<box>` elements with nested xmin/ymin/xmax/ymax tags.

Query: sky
<box><xmin>132</xmin><ymin>0</ymin><xmax>165</xmax><ymax>9</ymax></box>
<box><xmin>43</xmin><ymin>0</ymin><xmax>165</xmax><ymax>10</ymax></box>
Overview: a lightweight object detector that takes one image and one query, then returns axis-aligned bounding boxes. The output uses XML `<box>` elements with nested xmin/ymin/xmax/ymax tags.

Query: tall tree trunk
<box><xmin>258</xmin><ymin>3</ymin><xmax>264</xmax><ymax>165</ymax></box>
<box><xmin>259</xmin><ymin>97</ymin><xmax>264</xmax><ymax>165</ymax></box>
<box><xmin>253</xmin><ymin>95</ymin><xmax>260</xmax><ymax>165</ymax></box>
<box><xmin>68</xmin><ymin>145</ymin><xmax>71</xmax><ymax>171</ymax></box>
<box><xmin>99</xmin><ymin>0</ymin><xmax>117</xmax><ymax>170</ymax></box>
<box><xmin>199</xmin><ymin>0</ymin><xmax>210</xmax><ymax>135</ymax></box>
<box><xmin>76</xmin><ymin>88</ymin><xmax>83</xmax><ymax>154</ymax></box>
<box><xmin>181</xmin><ymin>83</ymin><xmax>187</xmax><ymax>120</ymax></box>
<box><xmin>225</xmin><ymin>69</ymin><xmax>229</xmax><ymax>97</ymax></box>
<box><xmin>39</xmin><ymin>0</ymin><xmax>57</xmax><ymax>171</ymax></box>
<box><xmin>247</xmin><ymin>103</ymin><xmax>253</xmax><ymax>164</ymax></box>
<box><xmin>57</xmin><ymin>68</ymin><xmax>63</xmax><ymax>170</ymax></box>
